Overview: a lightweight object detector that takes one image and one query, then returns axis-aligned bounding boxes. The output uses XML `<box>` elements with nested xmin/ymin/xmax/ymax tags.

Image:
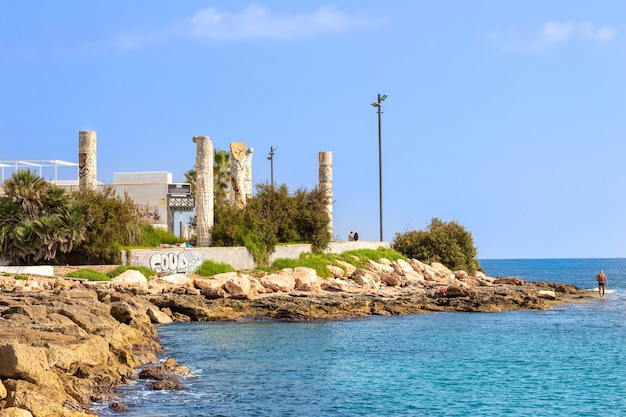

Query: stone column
<box><xmin>78</xmin><ymin>131</ymin><xmax>97</xmax><ymax>192</ymax></box>
<box><xmin>318</xmin><ymin>151</ymin><xmax>333</xmax><ymax>238</ymax></box>
<box><xmin>193</xmin><ymin>136</ymin><xmax>214</xmax><ymax>247</ymax></box>
<box><xmin>244</xmin><ymin>147</ymin><xmax>254</xmax><ymax>201</ymax></box>
<box><xmin>230</xmin><ymin>142</ymin><xmax>252</xmax><ymax>208</ymax></box>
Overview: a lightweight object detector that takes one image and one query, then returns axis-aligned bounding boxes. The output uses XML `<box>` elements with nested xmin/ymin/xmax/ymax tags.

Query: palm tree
<box><xmin>3</xmin><ymin>169</ymin><xmax>47</xmax><ymax>220</ymax></box>
<box><xmin>213</xmin><ymin>148</ymin><xmax>230</xmax><ymax>206</ymax></box>
<box><xmin>0</xmin><ymin>170</ymin><xmax>88</xmax><ymax>264</ymax></box>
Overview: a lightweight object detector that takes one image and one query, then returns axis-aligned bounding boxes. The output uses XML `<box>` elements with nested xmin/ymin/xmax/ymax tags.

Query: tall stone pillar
<box><xmin>193</xmin><ymin>136</ymin><xmax>214</xmax><ymax>247</ymax></box>
<box><xmin>244</xmin><ymin>147</ymin><xmax>254</xmax><ymax>202</ymax></box>
<box><xmin>230</xmin><ymin>142</ymin><xmax>253</xmax><ymax>208</ymax></box>
<box><xmin>318</xmin><ymin>151</ymin><xmax>333</xmax><ymax>238</ymax></box>
<box><xmin>78</xmin><ymin>131</ymin><xmax>97</xmax><ymax>192</ymax></box>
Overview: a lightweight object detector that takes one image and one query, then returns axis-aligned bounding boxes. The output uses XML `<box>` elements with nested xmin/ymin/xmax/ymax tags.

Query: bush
<box><xmin>196</xmin><ymin>260</ymin><xmax>236</xmax><ymax>277</ymax></box>
<box><xmin>65</xmin><ymin>268</ymin><xmax>110</xmax><ymax>281</ymax></box>
<box><xmin>71</xmin><ymin>187</ymin><xmax>145</xmax><ymax>264</ymax></box>
<box><xmin>106</xmin><ymin>265</ymin><xmax>156</xmax><ymax>279</ymax></box>
<box><xmin>140</xmin><ymin>225</ymin><xmax>181</xmax><ymax>247</ymax></box>
<box><xmin>14</xmin><ymin>274</ymin><xmax>28</xmax><ymax>280</ymax></box>
<box><xmin>271</xmin><ymin>254</ymin><xmax>334</xmax><ymax>278</ymax></box>
<box><xmin>392</xmin><ymin>218</ymin><xmax>479</xmax><ymax>274</ymax></box>
<box><xmin>210</xmin><ymin>183</ymin><xmax>331</xmax><ymax>265</ymax></box>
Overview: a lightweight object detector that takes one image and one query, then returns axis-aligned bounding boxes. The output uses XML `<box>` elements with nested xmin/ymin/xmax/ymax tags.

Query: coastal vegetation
<box><xmin>1</xmin><ymin>169</ymin><xmax>476</xmax><ymax>276</ymax></box>
<box><xmin>196</xmin><ymin>260</ymin><xmax>236</xmax><ymax>276</ymax></box>
<box><xmin>392</xmin><ymin>218</ymin><xmax>479</xmax><ymax>274</ymax></box>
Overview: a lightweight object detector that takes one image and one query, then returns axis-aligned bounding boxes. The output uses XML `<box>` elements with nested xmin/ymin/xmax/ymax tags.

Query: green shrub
<box><xmin>106</xmin><ymin>265</ymin><xmax>156</xmax><ymax>279</ymax></box>
<box><xmin>196</xmin><ymin>260</ymin><xmax>236</xmax><ymax>277</ymax></box>
<box><xmin>140</xmin><ymin>225</ymin><xmax>181</xmax><ymax>247</ymax></box>
<box><xmin>14</xmin><ymin>274</ymin><xmax>28</xmax><ymax>280</ymax></box>
<box><xmin>392</xmin><ymin>218</ymin><xmax>479</xmax><ymax>274</ymax></box>
<box><xmin>65</xmin><ymin>268</ymin><xmax>110</xmax><ymax>281</ymax></box>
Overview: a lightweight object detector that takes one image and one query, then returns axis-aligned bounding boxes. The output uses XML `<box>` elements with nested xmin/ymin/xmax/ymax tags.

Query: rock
<box><xmin>157</xmin><ymin>273</ymin><xmax>191</xmax><ymax>286</ymax></box>
<box><xmin>326</xmin><ymin>265</ymin><xmax>344</xmax><ymax>278</ymax></box>
<box><xmin>335</xmin><ymin>260</ymin><xmax>356</xmax><ymax>278</ymax></box>
<box><xmin>493</xmin><ymin>277</ymin><xmax>523</xmax><ymax>286</ymax></box>
<box><xmin>320</xmin><ymin>279</ymin><xmax>353</xmax><ymax>292</ymax></box>
<box><xmin>0</xmin><ymin>407</ymin><xmax>34</xmax><ymax>417</ymax></box>
<box><xmin>109</xmin><ymin>402</ymin><xmax>128</xmax><ymax>412</ymax></box>
<box><xmin>365</xmin><ymin>260</ymin><xmax>394</xmax><ymax>274</ymax></box>
<box><xmin>444</xmin><ymin>284</ymin><xmax>477</xmax><ymax>298</ymax></box>
<box><xmin>453</xmin><ymin>270</ymin><xmax>469</xmax><ymax>279</ymax></box>
<box><xmin>378</xmin><ymin>272</ymin><xmax>402</xmax><ymax>287</ymax></box>
<box><xmin>260</xmin><ymin>274</ymin><xmax>296</xmax><ymax>292</ymax></box>
<box><xmin>149</xmin><ymin>381</ymin><xmax>185</xmax><ymax>390</ymax></box>
<box><xmin>0</xmin><ymin>379</ymin><xmax>6</xmax><ymax>400</ymax></box>
<box><xmin>224</xmin><ymin>275</ymin><xmax>252</xmax><ymax>298</ymax></box>
<box><xmin>5</xmin><ymin>305</ymin><xmax>47</xmax><ymax>321</ymax></box>
<box><xmin>291</xmin><ymin>267</ymin><xmax>318</xmax><ymax>290</ymax></box>
<box><xmin>112</xmin><ymin>270</ymin><xmax>147</xmax><ymax>284</ymax></box>
<box><xmin>249</xmin><ymin>277</ymin><xmax>270</xmax><ymax>294</ymax></box>
<box><xmin>538</xmin><ymin>290</ymin><xmax>556</xmax><ymax>299</ymax></box>
<box><xmin>3</xmin><ymin>379</ymin><xmax>92</xmax><ymax>417</ymax></box>
<box><xmin>146</xmin><ymin>306</ymin><xmax>173</xmax><ymax>324</ymax></box>
<box><xmin>352</xmin><ymin>268</ymin><xmax>380</xmax><ymax>284</ymax></box>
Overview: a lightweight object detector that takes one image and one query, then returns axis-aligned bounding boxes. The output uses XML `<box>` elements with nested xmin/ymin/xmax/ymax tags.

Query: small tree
<box><xmin>393</xmin><ymin>218</ymin><xmax>479</xmax><ymax>274</ymax></box>
<box><xmin>71</xmin><ymin>187</ymin><xmax>144</xmax><ymax>263</ymax></box>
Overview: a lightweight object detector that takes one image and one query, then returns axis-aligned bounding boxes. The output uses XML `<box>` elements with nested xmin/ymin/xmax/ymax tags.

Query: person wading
<box><xmin>596</xmin><ymin>270</ymin><xmax>608</xmax><ymax>300</ymax></box>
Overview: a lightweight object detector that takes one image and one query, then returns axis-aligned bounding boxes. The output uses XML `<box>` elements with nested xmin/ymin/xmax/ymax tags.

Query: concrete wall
<box><xmin>124</xmin><ymin>241</ymin><xmax>391</xmax><ymax>273</ymax></box>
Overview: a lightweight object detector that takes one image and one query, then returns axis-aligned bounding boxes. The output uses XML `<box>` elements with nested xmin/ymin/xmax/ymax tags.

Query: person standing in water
<box><xmin>596</xmin><ymin>270</ymin><xmax>608</xmax><ymax>299</ymax></box>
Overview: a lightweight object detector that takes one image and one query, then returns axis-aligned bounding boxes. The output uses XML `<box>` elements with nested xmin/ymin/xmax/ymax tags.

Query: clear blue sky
<box><xmin>2</xmin><ymin>2</ymin><xmax>625</xmax><ymax>259</ymax></box>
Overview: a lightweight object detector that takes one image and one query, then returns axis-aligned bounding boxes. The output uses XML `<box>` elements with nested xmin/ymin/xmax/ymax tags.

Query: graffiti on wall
<box><xmin>130</xmin><ymin>250</ymin><xmax>203</xmax><ymax>274</ymax></box>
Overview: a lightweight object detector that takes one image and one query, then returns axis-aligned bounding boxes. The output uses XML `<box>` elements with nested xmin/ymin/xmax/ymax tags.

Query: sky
<box><xmin>1</xmin><ymin>1</ymin><xmax>625</xmax><ymax>259</ymax></box>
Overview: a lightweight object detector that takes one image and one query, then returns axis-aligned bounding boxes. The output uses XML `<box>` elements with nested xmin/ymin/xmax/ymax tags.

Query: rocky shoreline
<box><xmin>0</xmin><ymin>258</ymin><xmax>592</xmax><ymax>416</ymax></box>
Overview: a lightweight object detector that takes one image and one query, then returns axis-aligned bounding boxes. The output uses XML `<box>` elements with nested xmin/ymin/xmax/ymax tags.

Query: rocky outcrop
<box><xmin>0</xmin><ymin>258</ymin><xmax>592</xmax><ymax>416</ymax></box>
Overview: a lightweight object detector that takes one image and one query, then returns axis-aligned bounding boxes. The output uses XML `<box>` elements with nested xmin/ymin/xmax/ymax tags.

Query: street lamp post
<box><xmin>267</xmin><ymin>146</ymin><xmax>277</xmax><ymax>188</ymax></box>
<box><xmin>371</xmin><ymin>93</ymin><xmax>387</xmax><ymax>242</ymax></box>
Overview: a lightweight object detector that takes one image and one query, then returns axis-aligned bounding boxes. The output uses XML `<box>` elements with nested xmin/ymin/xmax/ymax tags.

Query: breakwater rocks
<box><xmin>0</xmin><ymin>258</ymin><xmax>591</xmax><ymax>416</ymax></box>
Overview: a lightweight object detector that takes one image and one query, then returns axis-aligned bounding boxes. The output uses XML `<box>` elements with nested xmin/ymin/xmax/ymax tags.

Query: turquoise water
<box><xmin>95</xmin><ymin>259</ymin><xmax>626</xmax><ymax>417</ymax></box>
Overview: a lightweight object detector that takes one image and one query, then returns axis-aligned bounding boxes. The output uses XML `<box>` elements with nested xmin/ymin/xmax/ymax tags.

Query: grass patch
<box><xmin>14</xmin><ymin>274</ymin><xmax>28</xmax><ymax>280</ymax></box>
<box><xmin>106</xmin><ymin>265</ymin><xmax>156</xmax><ymax>280</ymax></box>
<box><xmin>271</xmin><ymin>255</ymin><xmax>333</xmax><ymax>278</ymax></box>
<box><xmin>65</xmin><ymin>268</ymin><xmax>111</xmax><ymax>281</ymax></box>
<box><xmin>196</xmin><ymin>260</ymin><xmax>236</xmax><ymax>277</ymax></box>
<box><xmin>335</xmin><ymin>247</ymin><xmax>406</xmax><ymax>268</ymax></box>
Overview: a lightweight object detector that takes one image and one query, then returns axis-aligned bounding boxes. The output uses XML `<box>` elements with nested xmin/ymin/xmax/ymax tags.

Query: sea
<box><xmin>94</xmin><ymin>258</ymin><xmax>626</xmax><ymax>417</ymax></box>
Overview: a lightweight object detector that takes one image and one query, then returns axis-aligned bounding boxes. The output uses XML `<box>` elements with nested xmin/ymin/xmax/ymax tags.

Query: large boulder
<box><xmin>0</xmin><ymin>343</ymin><xmax>63</xmax><ymax>390</ymax></box>
<box><xmin>291</xmin><ymin>267</ymin><xmax>318</xmax><ymax>290</ymax></box>
<box><xmin>3</xmin><ymin>379</ymin><xmax>93</xmax><ymax>417</ymax></box>
<box><xmin>326</xmin><ymin>265</ymin><xmax>344</xmax><ymax>278</ymax></box>
<box><xmin>260</xmin><ymin>273</ymin><xmax>296</xmax><ymax>293</ymax></box>
<box><xmin>112</xmin><ymin>270</ymin><xmax>147</xmax><ymax>284</ymax></box>
<box><xmin>365</xmin><ymin>260</ymin><xmax>394</xmax><ymax>274</ymax></box>
<box><xmin>335</xmin><ymin>260</ymin><xmax>356</xmax><ymax>278</ymax></box>
<box><xmin>224</xmin><ymin>276</ymin><xmax>252</xmax><ymax>298</ymax></box>
<box><xmin>156</xmin><ymin>274</ymin><xmax>191</xmax><ymax>286</ymax></box>
<box><xmin>0</xmin><ymin>407</ymin><xmax>34</xmax><ymax>417</ymax></box>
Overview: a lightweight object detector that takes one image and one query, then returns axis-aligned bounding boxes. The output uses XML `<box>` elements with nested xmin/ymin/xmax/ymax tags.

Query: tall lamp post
<box><xmin>267</xmin><ymin>146</ymin><xmax>277</xmax><ymax>188</ymax></box>
<box><xmin>371</xmin><ymin>93</ymin><xmax>387</xmax><ymax>242</ymax></box>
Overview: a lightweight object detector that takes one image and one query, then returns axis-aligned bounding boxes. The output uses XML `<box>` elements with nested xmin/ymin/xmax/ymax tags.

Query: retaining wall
<box><xmin>123</xmin><ymin>241</ymin><xmax>391</xmax><ymax>274</ymax></box>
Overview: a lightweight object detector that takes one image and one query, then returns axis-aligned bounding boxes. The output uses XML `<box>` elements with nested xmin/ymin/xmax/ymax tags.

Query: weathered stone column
<box><xmin>244</xmin><ymin>147</ymin><xmax>254</xmax><ymax>202</ymax></box>
<box><xmin>78</xmin><ymin>131</ymin><xmax>97</xmax><ymax>192</ymax></box>
<box><xmin>318</xmin><ymin>151</ymin><xmax>333</xmax><ymax>238</ymax></box>
<box><xmin>193</xmin><ymin>136</ymin><xmax>214</xmax><ymax>247</ymax></box>
<box><xmin>230</xmin><ymin>142</ymin><xmax>253</xmax><ymax>208</ymax></box>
